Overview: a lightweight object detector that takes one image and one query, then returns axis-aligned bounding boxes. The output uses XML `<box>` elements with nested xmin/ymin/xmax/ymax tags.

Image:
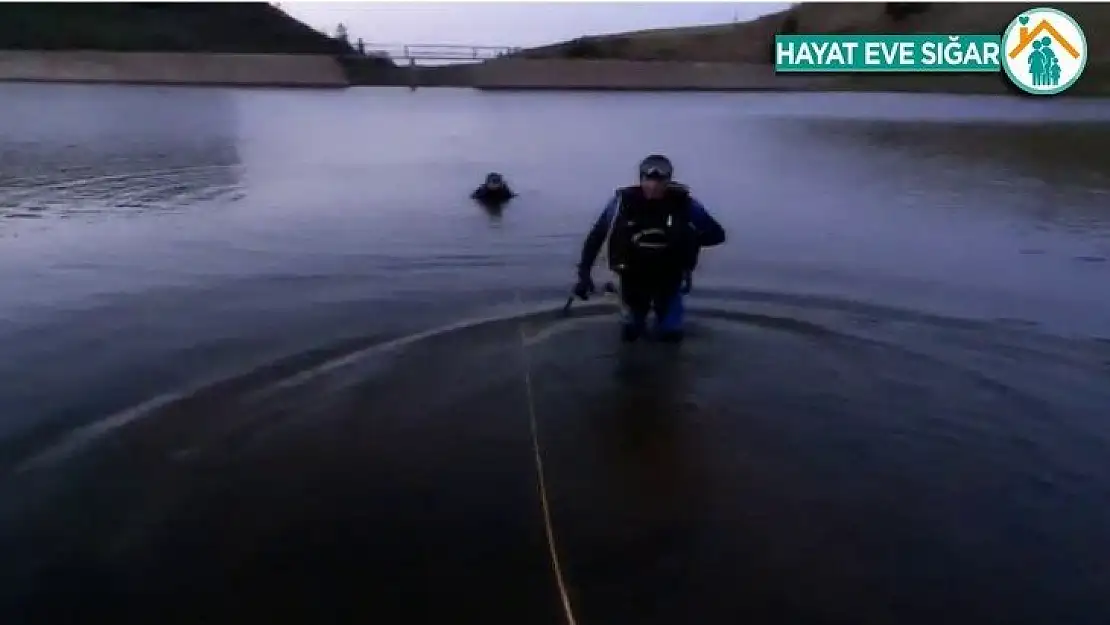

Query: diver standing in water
<box><xmin>573</xmin><ymin>154</ymin><xmax>726</xmax><ymax>343</ymax></box>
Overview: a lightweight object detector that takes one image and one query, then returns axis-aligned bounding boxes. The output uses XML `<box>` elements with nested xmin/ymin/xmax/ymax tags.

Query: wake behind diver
<box><xmin>572</xmin><ymin>154</ymin><xmax>726</xmax><ymax>343</ymax></box>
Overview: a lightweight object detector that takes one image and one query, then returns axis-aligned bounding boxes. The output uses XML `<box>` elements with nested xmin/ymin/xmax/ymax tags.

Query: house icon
<box><xmin>1008</xmin><ymin>17</ymin><xmax>1081</xmax><ymax>59</ymax></box>
<box><xmin>1001</xmin><ymin>8</ymin><xmax>1087</xmax><ymax>95</ymax></box>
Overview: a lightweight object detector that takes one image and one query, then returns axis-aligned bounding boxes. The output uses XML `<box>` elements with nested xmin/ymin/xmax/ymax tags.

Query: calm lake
<box><xmin>1</xmin><ymin>83</ymin><xmax>1109</xmax><ymax>625</ymax></box>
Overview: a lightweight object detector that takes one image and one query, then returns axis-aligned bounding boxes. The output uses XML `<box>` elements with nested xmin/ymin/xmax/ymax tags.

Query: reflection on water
<box><xmin>788</xmin><ymin>118</ymin><xmax>1110</xmax><ymax>240</ymax></box>
<box><xmin>0</xmin><ymin>85</ymin><xmax>1109</xmax><ymax>625</ymax></box>
<box><xmin>0</xmin><ymin>84</ymin><xmax>242</xmax><ymax>222</ymax></box>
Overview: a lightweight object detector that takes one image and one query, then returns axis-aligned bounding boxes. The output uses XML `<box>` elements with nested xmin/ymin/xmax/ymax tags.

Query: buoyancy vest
<box><xmin>606</xmin><ymin>184</ymin><xmax>699</xmax><ymax>273</ymax></box>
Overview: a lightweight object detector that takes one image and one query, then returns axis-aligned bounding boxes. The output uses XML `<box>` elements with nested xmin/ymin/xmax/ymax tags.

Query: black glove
<box><xmin>573</xmin><ymin>272</ymin><xmax>595</xmax><ymax>300</ymax></box>
<box><xmin>680</xmin><ymin>271</ymin><xmax>693</xmax><ymax>294</ymax></box>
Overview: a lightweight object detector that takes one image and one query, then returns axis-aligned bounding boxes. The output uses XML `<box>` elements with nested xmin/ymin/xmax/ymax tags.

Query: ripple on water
<box><xmin>2</xmin><ymin>291</ymin><xmax>1109</xmax><ymax>625</ymax></box>
<box><xmin>0</xmin><ymin>116</ymin><xmax>244</xmax><ymax>224</ymax></box>
<box><xmin>0</xmin><ymin>163</ymin><xmax>244</xmax><ymax>220</ymax></box>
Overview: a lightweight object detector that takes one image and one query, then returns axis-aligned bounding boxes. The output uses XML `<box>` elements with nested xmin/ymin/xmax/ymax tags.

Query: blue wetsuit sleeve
<box><xmin>578</xmin><ymin>194</ymin><xmax>618</xmax><ymax>274</ymax></box>
<box><xmin>688</xmin><ymin>197</ymin><xmax>725</xmax><ymax>247</ymax></box>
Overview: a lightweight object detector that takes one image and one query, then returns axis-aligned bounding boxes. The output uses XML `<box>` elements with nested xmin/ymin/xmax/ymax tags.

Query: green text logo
<box><xmin>773</xmin><ymin>7</ymin><xmax>1087</xmax><ymax>95</ymax></box>
<box><xmin>775</xmin><ymin>35</ymin><xmax>1002</xmax><ymax>72</ymax></box>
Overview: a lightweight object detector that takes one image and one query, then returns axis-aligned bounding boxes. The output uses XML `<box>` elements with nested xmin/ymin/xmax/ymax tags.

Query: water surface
<box><xmin>1</xmin><ymin>84</ymin><xmax>1109</xmax><ymax>625</ymax></box>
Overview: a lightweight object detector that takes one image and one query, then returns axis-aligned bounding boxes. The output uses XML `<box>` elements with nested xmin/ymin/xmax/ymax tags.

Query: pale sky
<box><xmin>280</xmin><ymin>2</ymin><xmax>788</xmax><ymax>48</ymax></box>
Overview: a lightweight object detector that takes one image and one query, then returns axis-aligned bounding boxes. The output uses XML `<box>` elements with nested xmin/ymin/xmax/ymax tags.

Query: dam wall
<box><xmin>15</xmin><ymin>53</ymin><xmax>1089</xmax><ymax>95</ymax></box>
<box><xmin>0</xmin><ymin>51</ymin><xmax>349</xmax><ymax>88</ymax></box>
<box><xmin>413</xmin><ymin>58</ymin><xmax>1087</xmax><ymax>95</ymax></box>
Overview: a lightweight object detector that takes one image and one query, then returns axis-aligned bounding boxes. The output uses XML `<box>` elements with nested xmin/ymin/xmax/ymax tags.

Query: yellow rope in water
<box><xmin>515</xmin><ymin>292</ymin><xmax>579</xmax><ymax>625</ymax></box>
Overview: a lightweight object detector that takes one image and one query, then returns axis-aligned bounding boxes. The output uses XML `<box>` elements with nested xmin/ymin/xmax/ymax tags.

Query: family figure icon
<box><xmin>1028</xmin><ymin>37</ymin><xmax>1062</xmax><ymax>86</ymax></box>
<box><xmin>1003</xmin><ymin>8</ymin><xmax>1087</xmax><ymax>95</ymax></box>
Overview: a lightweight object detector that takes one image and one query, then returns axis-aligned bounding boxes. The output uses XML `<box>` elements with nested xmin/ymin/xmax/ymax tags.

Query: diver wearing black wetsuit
<box><xmin>574</xmin><ymin>155</ymin><xmax>726</xmax><ymax>343</ymax></box>
<box><xmin>471</xmin><ymin>172</ymin><xmax>516</xmax><ymax>205</ymax></box>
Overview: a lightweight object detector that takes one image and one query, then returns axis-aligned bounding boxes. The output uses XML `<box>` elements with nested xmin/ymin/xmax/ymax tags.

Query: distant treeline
<box><xmin>0</xmin><ymin>3</ymin><xmax>353</xmax><ymax>54</ymax></box>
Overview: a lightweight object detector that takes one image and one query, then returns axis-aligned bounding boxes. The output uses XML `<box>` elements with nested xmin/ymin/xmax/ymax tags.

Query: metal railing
<box><xmin>351</xmin><ymin>43</ymin><xmax>521</xmax><ymax>62</ymax></box>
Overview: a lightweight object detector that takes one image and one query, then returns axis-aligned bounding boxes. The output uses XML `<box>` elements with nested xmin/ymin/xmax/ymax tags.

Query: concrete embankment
<box><xmin>465</xmin><ymin>58</ymin><xmax>835</xmax><ymax>91</ymax></box>
<box><xmin>417</xmin><ymin>58</ymin><xmax>1100</xmax><ymax>96</ymax></box>
<box><xmin>0</xmin><ymin>51</ymin><xmax>349</xmax><ymax>88</ymax></box>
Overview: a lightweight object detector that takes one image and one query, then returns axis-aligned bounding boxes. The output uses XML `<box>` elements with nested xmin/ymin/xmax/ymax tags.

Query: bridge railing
<box><xmin>351</xmin><ymin>43</ymin><xmax>522</xmax><ymax>62</ymax></box>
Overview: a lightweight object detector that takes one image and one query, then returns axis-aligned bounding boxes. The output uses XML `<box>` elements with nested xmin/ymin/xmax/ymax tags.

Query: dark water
<box><xmin>2</xmin><ymin>83</ymin><xmax>1110</xmax><ymax>625</ymax></box>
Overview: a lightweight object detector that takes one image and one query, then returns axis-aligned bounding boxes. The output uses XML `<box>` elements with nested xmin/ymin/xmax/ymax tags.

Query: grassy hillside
<box><xmin>0</xmin><ymin>2</ymin><xmax>354</xmax><ymax>55</ymax></box>
<box><xmin>518</xmin><ymin>3</ymin><xmax>1110</xmax><ymax>65</ymax></box>
<box><xmin>510</xmin><ymin>3</ymin><xmax>1110</xmax><ymax>94</ymax></box>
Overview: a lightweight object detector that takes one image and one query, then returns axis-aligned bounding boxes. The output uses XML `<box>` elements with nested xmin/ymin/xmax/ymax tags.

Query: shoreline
<box><xmin>0</xmin><ymin>77</ymin><xmax>348</xmax><ymax>90</ymax></box>
<box><xmin>1</xmin><ymin>52</ymin><xmax>1105</xmax><ymax>96</ymax></box>
<box><xmin>0</xmin><ymin>51</ymin><xmax>349</xmax><ymax>88</ymax></box>
<box><xmin>366</xmin><ymin>58</ymin><xmax>1107</xmax><ymax>96</ymax></box>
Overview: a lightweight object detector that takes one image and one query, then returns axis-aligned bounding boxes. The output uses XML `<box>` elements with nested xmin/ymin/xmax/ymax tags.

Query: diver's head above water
<box><xmin>484</xmin><ymin>172</ymin><xmax>505</xmax><ymax>190</ymax></box>
<box><xmin>638</xmin><ymin>154</ymin><xmax>673</xmax><ymax>200</ymax></box>
<box><xmin>472</xmin><ymin>172</ymin><xmax>515</xmax><ymax>204</ymax></box>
